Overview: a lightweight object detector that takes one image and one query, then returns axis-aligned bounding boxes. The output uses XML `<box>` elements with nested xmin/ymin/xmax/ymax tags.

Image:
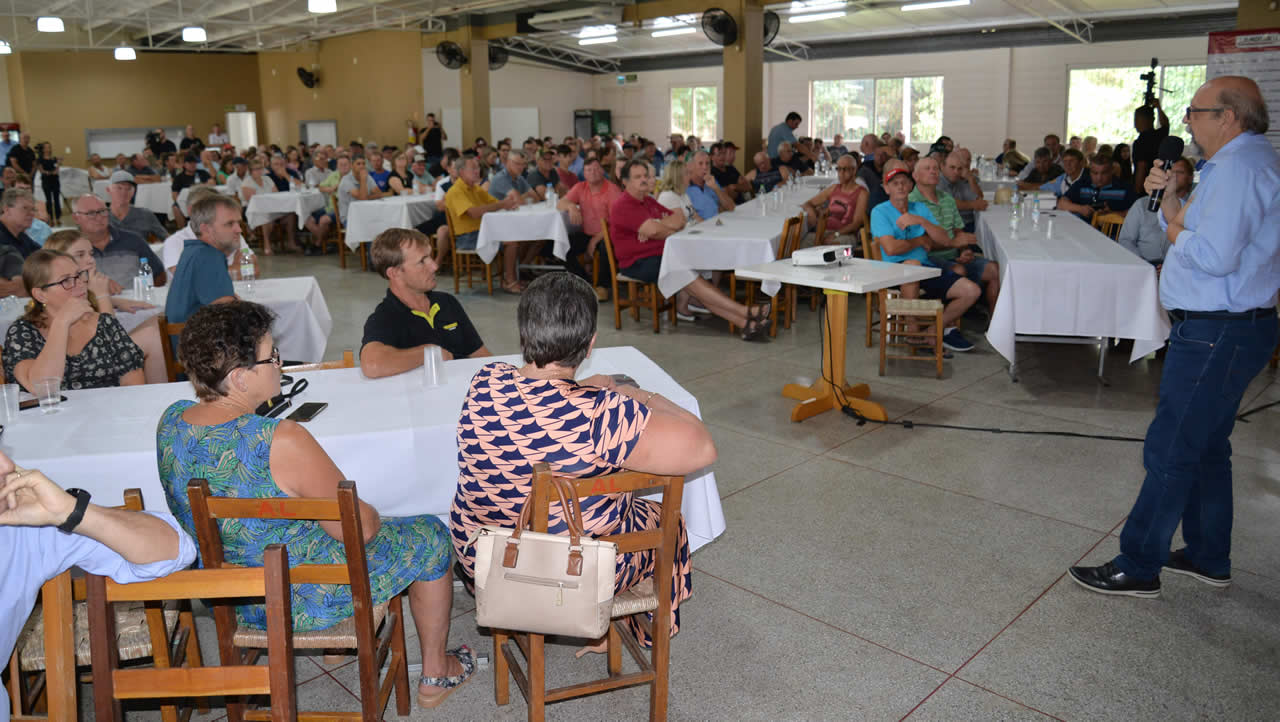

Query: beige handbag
<box><xmin>471</xmin><ymin>477</ymin><xmax>618</xmax><ymax>639</ymax></box>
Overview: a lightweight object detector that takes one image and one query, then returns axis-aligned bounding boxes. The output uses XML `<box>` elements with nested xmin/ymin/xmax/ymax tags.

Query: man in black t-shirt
<box><xmin>147</xmin><ymin>128</ymin><xmax>176</xmax><ymax>156</ymax></box>
<box><xmin>5</xmin><ymin>133</ymin><xmax>34</xmax><ymax>175</ymax></box>
<box><xmin>170</xmin><ymin>154</ymin><xmax>211</xmax><ymax>226</ymax></box>
<box><xmin>710</xmin><ymin>141</ymin><xmax>748</xmax><ymax>201</ymax></box>
<box><xmin>776</xmin><ymin>142</ymin><xmax>813</xmax><ymax>176</ymax></box>
<box><xmin>178</xmin><ymin>125</ymin><xmax>201</xmax><ymax>152</ymax></box>
<box><xmin>360</xmin><ymin>228</ymin><xmax>490</xmax><ymax>378</ymax></box>
<box><xmin>1131</xmin><ymin>98</ymin><xmax>1170</xmax><ymax>193</ymax></box>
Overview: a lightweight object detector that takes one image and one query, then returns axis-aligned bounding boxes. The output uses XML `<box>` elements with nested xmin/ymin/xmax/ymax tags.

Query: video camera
<box><xmin>1140</xmin><ymin>57</ymin><xmax>1159</xmax><ymax>107</ymax></box>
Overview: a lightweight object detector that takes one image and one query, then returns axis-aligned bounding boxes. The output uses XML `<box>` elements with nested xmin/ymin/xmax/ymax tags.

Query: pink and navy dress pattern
<box><xmin>450</xmin><ymin>362</ymin><xmax>693</xmax><ymax>645</ymax></box>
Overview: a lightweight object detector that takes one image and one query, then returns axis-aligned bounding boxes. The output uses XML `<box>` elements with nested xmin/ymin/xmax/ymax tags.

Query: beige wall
<box><xmin>8</xmin><ymin>50</ymin><xmax>261</xmax><ymax>166</ymax></box>
<box><xmin>257</xmin><ymin>30</ymin><xmax>425</xmax><ymax>149</ymax></box>
<box><xmin>589</xmin><ymin>36</ymin><xmax>1207</xmax><ymax>157</ymax></box>
<box><xmin>421</xmin><ymin>51</ymin><xmax>595</xmax><ymax>140</ymax></box>
<box><xmin>0</xmin><ymin>57</ymin><xmax>13</xmax><ymax>122</ymax></box>
<box><xmin>1237</xmin><ymin>0</ymin><xmax>1280</xmax><ymax>30</ymax></box>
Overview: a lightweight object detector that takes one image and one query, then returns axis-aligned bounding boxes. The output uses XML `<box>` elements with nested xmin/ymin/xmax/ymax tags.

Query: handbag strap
<box><xmin>503</xmin><ymin>474</ymin><xmax>588</xmax><ymax>574</ymax></box>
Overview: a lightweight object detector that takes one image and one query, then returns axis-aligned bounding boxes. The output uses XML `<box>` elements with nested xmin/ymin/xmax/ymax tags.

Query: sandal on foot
<box><xmin>741</xmin><ymin>303</ymin><xmax>772</xmax><ymax>341</ymax></box>
<box><xmin>417</xmin><ymin>646</ymin><xmax>476</xmax><ymax>709</ymax></box>
<box><xmin>501</xmin><ymin>279</ymin><xmax>526</xmax><ymax>295</ymax></box>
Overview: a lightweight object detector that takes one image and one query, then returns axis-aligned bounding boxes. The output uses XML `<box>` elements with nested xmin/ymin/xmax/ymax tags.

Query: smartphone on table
<box><xmin>287</xmin><ymin>402</ymin><xmax>328</xmax><ymax>422</ymax></box>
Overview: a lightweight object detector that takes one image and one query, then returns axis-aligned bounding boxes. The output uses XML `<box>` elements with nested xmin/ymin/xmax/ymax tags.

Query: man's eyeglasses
<box><xmin>1185</xmin><ymin>105</ymin><xmax>1224</xmax><ymax>118</ymax></box>
<box><xmin>39</xmin><ymin>269</ymin><xmax>89</xmax><ymax>291</ymax></box>
<box><xmin>253</xmin><ymin>346</ymin><xmax>282</xmax><ymax>368</ymax></box>
<box><xmin>73</xmin><ymin>209</ymin><xmax>109</xmax><ymax>218</ymax></box>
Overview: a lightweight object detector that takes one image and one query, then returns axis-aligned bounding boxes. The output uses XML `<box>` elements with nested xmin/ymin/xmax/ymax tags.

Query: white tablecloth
<box><xmin>976</xmin><ymin>206</ymin><xmax>1170</xmax><ymax>366</ymax></box>
<box><xmin>34</xmin><ymin>167</ymin><xmax>92</xmax><ymax>200</ymax></box>
<box><xmin>475</xmin><ymin>205</ymin><xmax>571</xmax><ymax>264</ymax></box>
<box><xmin>1</xmin><ymin>347</ymin><xmax>726</xmax><ymax>551</ymax></box>
<box><xmin>119</xmin><ymin>276</ymin><xmax>334</xmax><ymax>362</ymax></box>
<box><xmin>245</xmin><ymin>190</ymin><xmax>325</xmax><ymax>230</ymax></box>
<box><xmin>344</xmin><ymin>194</ymin><xmax>438</xmax><ymax>250</ymax></box>
<box><xmin>658</xmin><ymin>191</ymin><xmax>807</xmax><ymax>299</ymax></box>
<box><xmin>94</xmin><ymin>178</ymin><xmax>175</xmax><ymax>219</ymax></box>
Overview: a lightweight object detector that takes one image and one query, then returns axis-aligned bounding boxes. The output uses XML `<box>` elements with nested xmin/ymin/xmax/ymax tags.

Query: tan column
<box><xmin>722</xmin><ymin>0</ymin><xmax>763</xmax><ymax>174</ymax></box>
<box><xmin>459</xmin><ymin>25</ymin><xmax>491</xmax><ymax>144</ymax></box>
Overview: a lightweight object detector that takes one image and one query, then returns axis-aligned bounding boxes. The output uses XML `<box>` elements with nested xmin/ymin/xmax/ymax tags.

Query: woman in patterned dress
<box><xmin>3</xmin><ymin>249</ymin><xmax>145</xmax><ymax>392</ymax></box>
<box><xmin>156</xmin><ymin>301</ymin><xmax>474</xmax><ymax>710</ymax></box>
<box><xmin>451</xmin><ymin>272</ymin><xmax>717</xmax><ymax>648</ymax></box>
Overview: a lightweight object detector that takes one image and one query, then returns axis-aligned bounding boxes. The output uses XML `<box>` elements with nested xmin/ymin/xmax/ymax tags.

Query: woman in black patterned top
<box><xmin>3</xmin><ymin>249</ymin><xmax>145</xmax><ymax>392</ymax></box>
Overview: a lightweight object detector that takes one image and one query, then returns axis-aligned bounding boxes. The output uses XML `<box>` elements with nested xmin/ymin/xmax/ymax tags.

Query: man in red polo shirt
<box><xmin>609</xmin><ymin>159</ymin><xmax>771</xmax><ymax>340</ymax></box>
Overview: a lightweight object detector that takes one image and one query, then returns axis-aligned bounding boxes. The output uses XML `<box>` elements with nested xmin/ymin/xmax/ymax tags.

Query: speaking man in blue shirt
<box><xmin>1070</xmin><ymin>76</ymin><xmax>1279</xmax><ymax>598</ymax></box>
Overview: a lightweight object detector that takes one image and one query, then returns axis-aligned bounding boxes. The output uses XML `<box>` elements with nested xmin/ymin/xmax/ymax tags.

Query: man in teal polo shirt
<box><xmin>165</xmin><ymin>195</ymin><xmax>241</xmax><ymax>324</ymax></box>
<box><xmin>909</xmin><ymin>156</ymin><xmax>1000</xmax><ymax>310</ymax></box>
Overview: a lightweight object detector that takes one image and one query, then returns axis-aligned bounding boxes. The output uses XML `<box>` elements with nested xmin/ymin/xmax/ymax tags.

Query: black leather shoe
<box><xmin>1163</xmin><ymin>548</ymin><xmax>1231</xmax><ymax>588</ymax></box>
<box><xmin>1068</xmin><ymin>562</ymin><xmax>1161</xmax><ymax>598</ymax></box>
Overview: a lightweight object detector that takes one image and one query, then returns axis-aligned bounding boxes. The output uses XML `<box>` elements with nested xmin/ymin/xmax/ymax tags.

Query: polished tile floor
<box><xmin>83</xmin><ymin>253</ymin><xmax>1280</xmax><ymax>721</ymax></box>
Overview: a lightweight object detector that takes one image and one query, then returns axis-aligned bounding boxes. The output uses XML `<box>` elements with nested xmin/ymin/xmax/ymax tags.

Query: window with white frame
<box><xmin>1066</xmin><ymin>64</ymin><xmax>1206</xmax><ymax>146</ymax></box>
<box><xmin>670</xmin><ymin>86</ymin><xmax>718</xmax><ymax>141</ymax></box>
<box><xmin>810</xmin><ymin>76</ymin><xmax>943</xmax><ymax>143</ymax></box>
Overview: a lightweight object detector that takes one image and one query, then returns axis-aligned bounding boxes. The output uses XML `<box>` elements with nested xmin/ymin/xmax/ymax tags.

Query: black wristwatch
<box><xmin>57</xmin><ymin>488</ymin><xmax>91</xmax><ymax>534</ymax></box>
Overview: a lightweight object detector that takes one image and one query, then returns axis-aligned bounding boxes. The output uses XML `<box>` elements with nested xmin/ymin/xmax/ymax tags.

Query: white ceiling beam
<box><xmin>199</xmin><ymin>0</ymin><xmax>409</xmax><ymax>45</ymax></box>
<box><xmin>86</xmin><ymin>0</ymin><xmax>173</xmax><ymax>29</ymax></box>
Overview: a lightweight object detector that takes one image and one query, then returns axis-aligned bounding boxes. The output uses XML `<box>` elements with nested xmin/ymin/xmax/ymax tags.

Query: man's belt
<box><xmin>1169</xmin><ymin>307</ymin><xmax>1276</xmax><ymax>322</ymax></box>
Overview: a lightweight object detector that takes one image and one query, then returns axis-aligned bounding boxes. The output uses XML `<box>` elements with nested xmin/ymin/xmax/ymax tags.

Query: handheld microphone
<box><xmin>1147</xmin><ymin>136</ymin><xmax>1185</xmax><ymax>212</ymax></box>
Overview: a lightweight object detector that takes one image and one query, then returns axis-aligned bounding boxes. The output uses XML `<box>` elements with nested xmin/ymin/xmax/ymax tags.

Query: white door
<box><xmin>302</xmin><ymin>120</ymin><xmax>338</xmax><ymax>147</ymax></box>
<box><xmin>225</xmin><ymin>111</ymin><xmax>258</xmax><ymax>150</ymax></box>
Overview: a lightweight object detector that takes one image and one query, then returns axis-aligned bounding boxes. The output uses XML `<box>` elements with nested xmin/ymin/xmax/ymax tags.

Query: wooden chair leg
<box><xmin>935</xmin><ymin>310</ymin><xmax>945</xmax><ymax>378</ymax></box>
<box><xmin>454</xmin><ymin>252</ymin><xmax>462</xmax><ymax>294</ymax></box>
<box><xmin>613</xmin><ymin>284</ymin><xmax>623</xmax><ymax>330</ymax></box>
<box><xmin>339</xmin><ymin>239</ymin><xmax>347</xmax><ymax>268</ymax></box>
<box><xmin>878</xmin><ymin>292</ymin><xmax>888</xmax><ymax>377</ymax></box>
<box><xmin>484</xmin><ymin>259</ymin><xmax>494</xmax><ymax>296</ymax></box>
<box><xmin>606</xmin><ymin>623</ymin><xmax>622</xmax><ymax>677</ymax></box>
<box><xmin>528</xmin><ymin>633</ymin><xmax>546</xmax><ymax>722</ymax></box>
<box><xmin>865</xmin><ymin>293</ymin><xmax>875</xmax><ymax>348</ymax></box>
<box><xmin>493</xmin><ymin>630</ymin><xmax>510</xmax><ymax>705</ymax></box>
<box><xmin>630</xmin><ymin>283</ymin><xmax>640</xmax><ymax>322</ymax></box>
<box><xmin>359</xmin><ymin>243</ymin><xmax>368</xmax><ymax>272</ymax></box>
<box><xmin>391</xmin><ymin>595</ymin><xmax>410</xmax><ymax>716</ymax></box>
<box><xmin>651</xmin><ymin>285</ymin><xmax>661</xmax><ymax>334</ymax></box>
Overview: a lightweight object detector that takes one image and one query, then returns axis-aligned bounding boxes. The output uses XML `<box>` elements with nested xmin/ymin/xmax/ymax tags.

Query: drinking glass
<box><xmin>34</xmin><ymin>377</ymin><xmax>62</xmax><ymax>414</ymax></box>
<box><xmin>423</xmin><ymin>346</ymin><xmax>445</xmax><ymax>387</ymax></box>
<box><xmin>0</xmin><ymin>383</ymin><xmax>18</xmax><ymax>424</ymax></box>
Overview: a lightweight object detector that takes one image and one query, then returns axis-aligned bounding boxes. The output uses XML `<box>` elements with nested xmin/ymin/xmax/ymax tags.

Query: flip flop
<box><xmin>417</xmin><ymin>646</ymin><xmax>476</xmax><ymax>709</ymax></box>
<box><xmin>501</xmin><ymin>280</ymin><xmax>526</xmax><ymax>295</ymax></box>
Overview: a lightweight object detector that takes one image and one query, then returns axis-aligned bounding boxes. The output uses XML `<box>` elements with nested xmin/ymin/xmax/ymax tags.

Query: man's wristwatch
<box><xmin>58</xmin><ymin>488</ymin><xmax>91</xmax><ymax>534</ymax></box>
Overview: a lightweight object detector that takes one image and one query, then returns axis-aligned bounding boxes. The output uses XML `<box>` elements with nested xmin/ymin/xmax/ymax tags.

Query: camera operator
<box><xmin>1132</xmin><ymin>93</ymin><xmax>1170</xmax><ymax>193</ymax></box>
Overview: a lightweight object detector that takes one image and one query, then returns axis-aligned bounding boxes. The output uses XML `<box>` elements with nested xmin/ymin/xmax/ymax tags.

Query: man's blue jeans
<box><xmin>1115</xmin><ymin>312</ymin><xmax>1278</xmax><ymax>580</ymax></box>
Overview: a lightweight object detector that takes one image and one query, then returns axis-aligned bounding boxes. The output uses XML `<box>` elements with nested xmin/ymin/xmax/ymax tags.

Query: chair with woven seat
<box><xmin>447</xmin><ymin>208</ymin><xmax>494</xmax><ymax>295</ymax></box>
<box><xmin>281</xmin><ymin>349</ymin><xmax>354</xmax><ymax>373</ymax></box>
<box><xmin>861</xmin><ymin>230</ymin><xmax>946</xmax><ymax>377</ymax></box>
<box><xmin>860</xmin><ymin>227</ymin><xmax>883</xmax><ymax>348</ymax></box>
<box><xmin>492</xmin><ymin>463</ymin><xmax>685</xmax><ymax>722</ymax></box>
<box><xmin>186</xmin><ymin>478</ymin><xmax>411</xmax><ymax>722</ymax></box>
<box><xmin>743</xmin><ymin>215</ymin><xmax>804</xmax><ymax>337</ymax></box>
<box><xmin>600</xmin><ymin>218</ymin><xmax>675</xmax><ymax>334</ymax></box>
<box><xmin>87</xmin><ymin>544</ymin><xmax>298</xmax><ymax>722</ymax></box>
<box><xmin>6</xmin><ymin>490</ymin><xmax>204</xmax><ymax>722</ymax></box>
<box><xmin>1093</xmin><ymin>211</ymin><xmax>1125</xmax><ymax>240</ymax></box>
<box><xmin>158</xmin><ymin>314</ymin><xmax>185</xmax><ymax>383</ymax></box>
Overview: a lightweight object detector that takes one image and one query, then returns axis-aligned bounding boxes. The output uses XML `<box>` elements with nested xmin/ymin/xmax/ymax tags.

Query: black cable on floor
<box><xmin>814</xmin><ymin>293</ymin><xmax>1146</xmax><ymax>444</ymax></box>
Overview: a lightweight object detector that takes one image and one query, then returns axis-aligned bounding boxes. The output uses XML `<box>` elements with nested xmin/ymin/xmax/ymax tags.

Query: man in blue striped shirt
<box><xmin>1071</xmin><ymin>76</ymin><xmax>1279</xmax><ymax>598</ymax></box>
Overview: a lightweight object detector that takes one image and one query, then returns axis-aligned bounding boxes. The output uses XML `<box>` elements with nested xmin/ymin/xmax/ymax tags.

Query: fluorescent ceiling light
<box><xmin>0</xmin><ymin>41</ymin><xmax>11</xmax><ymax>55</ymax></box>
<box><xmin>182</xmin><ymin>26</ymin><xmax>207</xmax><ymax>42</ymax></box>
<box><xmin>578</xmin><ymin>35</ymin><xmax>618</xmax><ymax>45</ymax></box>
<box><xmin>901</xmin><ymin>0</ymin><xmax>971</xmax><ymax>11</ymax></box>
<box><xmin>308</xmin><ymin>0</ymin><xmax>337</xmax><ymax>13</ymax></box>
<box><xmin>114</xmin><ymin>46</ymin><xmax>136</xmax><ymax>60</ymax></box>
<box><xmin>36</xmin><ymin>17</ymin><xmax>65</xmax><ymax>32</ymax></box>
<box><xmin>789</xmin><ymin>10</ymin><xmax>846</xmax><ymax>23</ymax></box>
<box><xmin>652</xmin><ymin>27</ymin><xmax>697</xmax><ymax>38</ymax></box>
<box><xmin>789</xmin><ymin>1</ymin><xmax>846</xmax><ymax>12</ymax></box>
<box><xmin>577</xmin><ymin>24</ymin><xmax>616</xmax><ymax>39</ymax></box>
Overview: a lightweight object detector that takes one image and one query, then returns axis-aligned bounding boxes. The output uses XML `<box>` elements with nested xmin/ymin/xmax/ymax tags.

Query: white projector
<box><xmin>791</xmin><ymin>244</ymin><xmax>854</xmax><ymax>266</ymax></box>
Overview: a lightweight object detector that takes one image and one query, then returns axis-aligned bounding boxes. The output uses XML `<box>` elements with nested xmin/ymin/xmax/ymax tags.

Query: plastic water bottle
<box><xmin>139</xmin><ymin>257</ymin><xmax>154</xmax><ymax>290</ymax></box>
<box><xmin>1031</xmin><ymin>196</ymin><xmax>1041</xmax><ymax>226</ymax></box>
<box><xmin>239</xmin><ymin>248</ymin><xmax>256</xmax><ymax>295</ymax></box>
<box><xmin>545</xmin><ymin>183</ymin><xmax>555</xmax><ymax>209</ymax></box>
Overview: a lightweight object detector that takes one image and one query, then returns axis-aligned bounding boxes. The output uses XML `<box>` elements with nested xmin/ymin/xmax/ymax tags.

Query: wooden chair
<box><xmin>281</xmin><ymin>349</ymin><xmax>354</xmax><ymax>373</ymax></box>
<box><xmin>600</xmin><ymin>219</ymin><xmax>675</xmax><ymax>334</ymax></box>
<box><xmin>187</xmin><ymin>478</ymin><xmax>411</xmax><ymax>722</ymax></box>
<box><xmin>158</xmin><ymin>314</ymin><xmax>185</xmax><ymax>383</ymax></box>
<box><xmin>744</xmin><ymin>215</ymin><xmax>804</xmax><ymax>337</ymax></box>
<box><xmin>492</xmin><ymin>463</ymin><xmax>685</xmax><ymax>722</ymax></box>
<box><xmin>879</xmin><ymin>293</ymin><xmax>946</xmax><ymax>379</ymax></box>
<box><xmin>87</xmin><ymin>545</ymin><xmax>298</xmax><ymax>722</ymax></box>
<box><xmin>447</xmin><ymin>208</ymin><xmax>495</xmax><ymax>295</ymax></box>
<box><xmin>334</xmin><ymin>202</ymin><xmax>368</xmax><ymax>271</ymax></box>
<box><xmin>1093</xmin><ymin>211</ymin><xmax>1125</xmax><ymax>240</ymax></box>
<box><xmin>7</xmin><ymin>490</ymin><xmax>204</xmax><ymax>722</ymax></box>
<box><xmin>860</xmin><ymin>227</ymin><xmax>883</xmax><ymax>348</ymax></box>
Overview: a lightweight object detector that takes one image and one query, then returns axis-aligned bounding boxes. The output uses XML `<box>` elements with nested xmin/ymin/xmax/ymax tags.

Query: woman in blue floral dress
<box><xmin>156</xmin><ymin>300</ymin><xmax>473</xmax><ymax>710</ymax></box>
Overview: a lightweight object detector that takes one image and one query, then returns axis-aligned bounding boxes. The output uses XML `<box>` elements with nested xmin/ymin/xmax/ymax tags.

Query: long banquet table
<box><xmin>344</xmin><ymin>194</ymin><xmax>438</xmax><ymax>250</ymax></box>
<box><xmin>2</xmin><ymin>346</ymin><xmax>725</xmax><ymax>551</ymax></box>
<box><xmin>245</xmin><ymin>189</ymin><xmax>326</xmax><ymax>230</ymax></box>
<box><xmin>93</xmin><ymin>178</ymin><xmax>175</xmax><ymax>218</ymax></box>
<box><xmin>976</xmin><ymin>206</ymin><xmax>1170</xmax><ymax>375</ymax></box>
<box><xmin>658</xmin><ymin>189</ymin><xmax>808</xmax><ymax>299</ymax></box>
<box><xmin>475</xmin><ymin>204</ymin><xmax>571</xmax><ymax>264</ymax></box>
